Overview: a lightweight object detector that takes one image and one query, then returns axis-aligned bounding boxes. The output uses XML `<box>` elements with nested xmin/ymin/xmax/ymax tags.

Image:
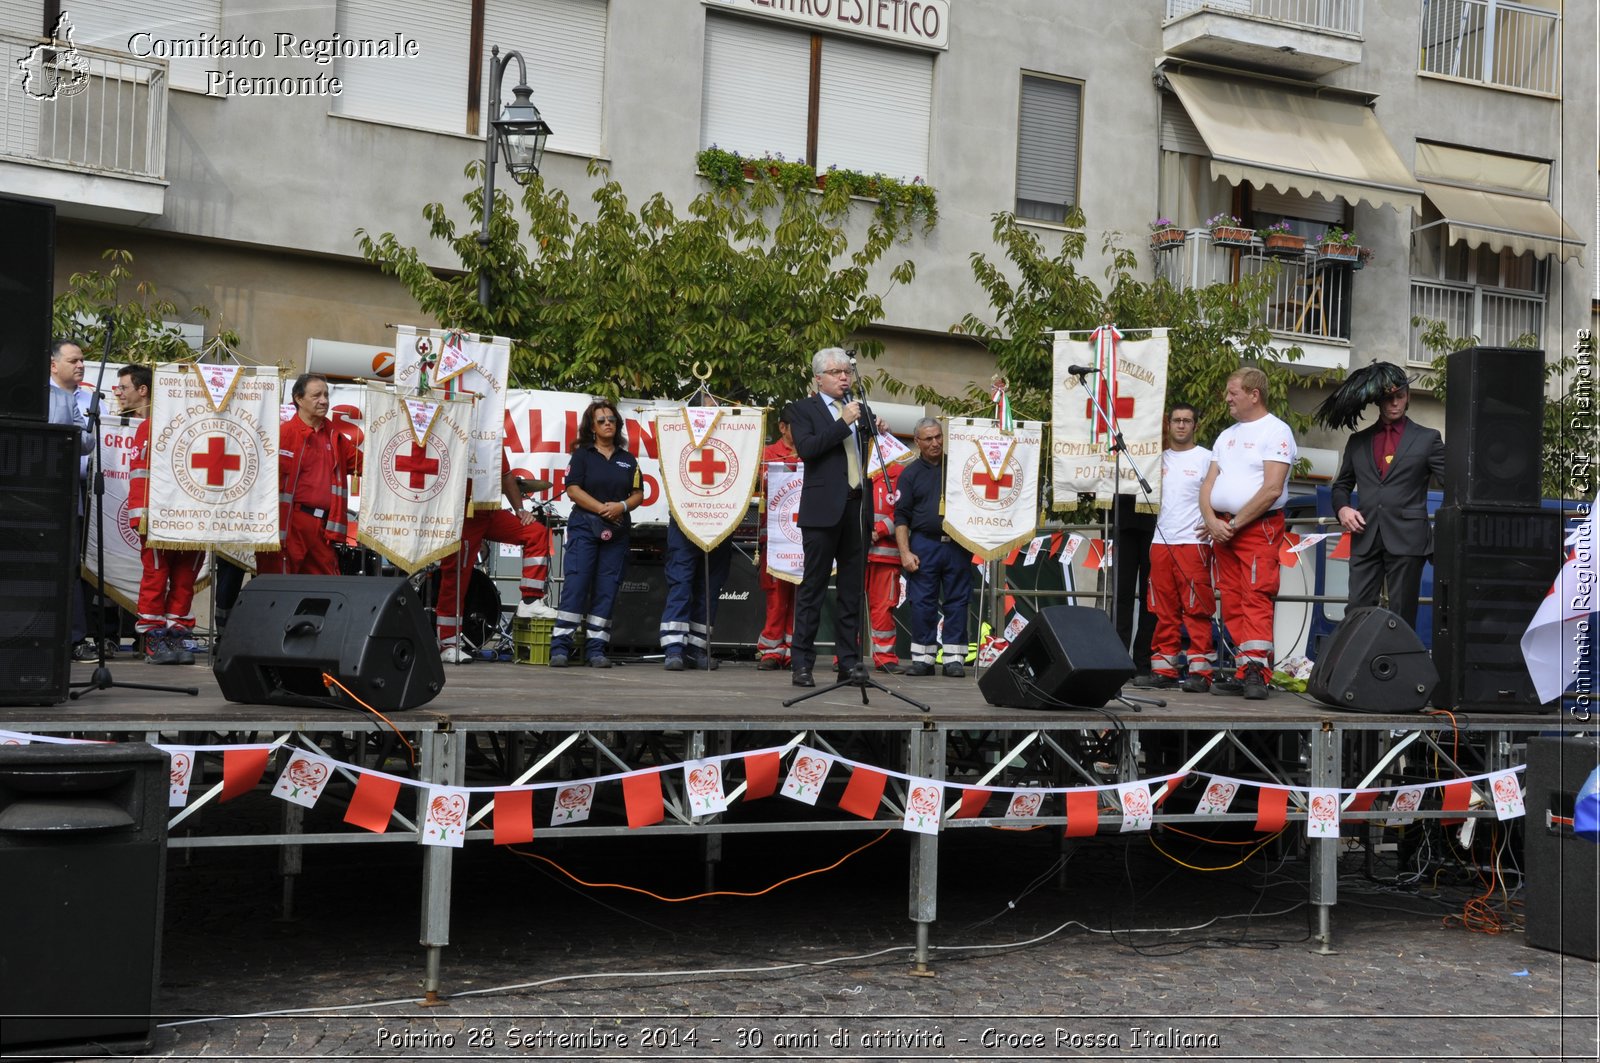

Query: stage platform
<box><xmin>3</xmin><ymin>657</ymin><xmax>1583</xmax><ymax>997</ymax></box>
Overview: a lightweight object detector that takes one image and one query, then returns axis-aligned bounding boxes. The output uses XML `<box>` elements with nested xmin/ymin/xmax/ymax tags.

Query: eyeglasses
<box><xmin>593</xmin><ymin>416</ymin><xmax>619</xmax><ymax>424</ymax></box>
<box><xmin>820</xmin><ymin>368</ymin><xmax>853</xmax><ymax>377</ymax></box>
<box><xmin>110</xmin><ymin>385</ymin><xmax>125</xmax><ymax>393</ymax></box>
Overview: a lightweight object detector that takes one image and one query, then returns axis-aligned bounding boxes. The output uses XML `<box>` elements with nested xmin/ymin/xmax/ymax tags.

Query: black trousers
<box><xmin>1348</xmin><ymin>545</ymin><xmax>1427</xmax><ymax>632</ymax></box>
<box><xmin>791</xmin><ymin>496</ymin><xmax>865</xmax><ymax>674</ymax></box>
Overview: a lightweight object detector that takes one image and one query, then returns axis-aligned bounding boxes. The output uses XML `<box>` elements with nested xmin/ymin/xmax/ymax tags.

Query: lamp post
<box><xmin>478</xmin><ymin>45</ymin><xmax>553</xmax><ymax>310</ymax></box>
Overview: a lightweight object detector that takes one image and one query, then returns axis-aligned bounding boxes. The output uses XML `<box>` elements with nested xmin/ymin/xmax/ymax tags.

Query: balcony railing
<box><xmin>0</xmin><ymin>32</ymin><xmax>168</xmax><ymax>180</ymax></box>
<box><xmin>1165</xmin><ymin>0</ymin><xmax>1363</xmax><ymax>36</ymax></box>
<box><xmin>1154</xmin><ymin>230</ymin><xmax>1355</xmax><ymax>343</ymax></box>
<box><xmin>1418</xmin><ymin>0</ymin><xmax>1560</xmax><ymax>96</ymax></box>
<box><xmin>1408</xmin><ymin>279</ymin><xmax>1545</xmax><ymax>362</ymax></box>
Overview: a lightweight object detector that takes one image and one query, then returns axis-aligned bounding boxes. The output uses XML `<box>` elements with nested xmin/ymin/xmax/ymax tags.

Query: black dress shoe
<box><xmin>905</xmin><ymin>662</ymin><xmax>935</xmax><ymax>677</ymax></box>
<box><xmin>791</xmin><ymin>671</ymin><xmax>815</xmax><ymax>687</ymax></box>
<box><xmin>876</xmin><ymin>661</ymin><xmax>903</xmax><ymax>674</ymax></box>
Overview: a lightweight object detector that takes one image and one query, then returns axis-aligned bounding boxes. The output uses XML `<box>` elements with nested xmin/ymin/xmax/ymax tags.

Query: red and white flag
<box><xmin>357</xmin><ymin>385</ymin><xmax>472</xmax><ymax>573</ymax></box>
<box><xmin>1050</xmin><ymin>330</ymin><xmax>1169</xmax><ymax>512</ymax></box>
<box><xmin>656</xmin><ymin>406</ymin><xmax>765</xmax><ymax>552</ymax></box>
<box><xmin>1520</xmin><ymin>499</ymin><xmax>1598</xmax><ymax>704</ymax></box>
<box><xmin>941</xmin><ymin>418</ymin><xmax>1042</xmax><ymax>561</ymax></box>
<box><xmin>764</xmin><ymin>464</ymin><xmax>805</xmax><ymax>584</ymax></box>
<box><xmin>394</xmin><ymin>325</ymin><xmax>511</xmax><ymax>514</ymax></box>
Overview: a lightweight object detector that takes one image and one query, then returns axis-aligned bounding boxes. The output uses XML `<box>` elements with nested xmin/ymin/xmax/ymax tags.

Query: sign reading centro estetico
<box><xmin>704</xmin><ymin>0</ymin><xmax>948</xmax><ymax>50</ymax></box>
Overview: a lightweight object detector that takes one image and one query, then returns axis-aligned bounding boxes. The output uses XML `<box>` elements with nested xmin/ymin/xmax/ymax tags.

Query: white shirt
<box><xmin>1156</xmin><ymin>445</ymin><xmax>1212</xmax><ymax>543</ymax></box>
<box><xmin>1209</xmin><ymin>414</ymin><xmax>1295</xmax><ymax>514</ymax></box>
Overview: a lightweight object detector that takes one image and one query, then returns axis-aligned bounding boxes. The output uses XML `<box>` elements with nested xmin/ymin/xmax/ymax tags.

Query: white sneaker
<box><xmin>516</xmin><ymin>599</ymin><xmax>557</xmax><ymax>620</ymax></box>
<box><xmin>440</xmin><ymin>645</ymin><xmax>473</xmax><ymax>663</ymax></box>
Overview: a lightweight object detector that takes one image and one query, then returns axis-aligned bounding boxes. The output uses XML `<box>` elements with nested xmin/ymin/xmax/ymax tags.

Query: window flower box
<box><xmin>1149</xmin><ymin>226</ymin><xmax>1187</xmax><ymax>250</ymax></box>
<box><xmin>1210</xmin><ymin>225</ymin><xmax>1255</xmax><ymax>247</ymax></box>
<box><xmin>1262</xmin><ymin>232</ymin><xmax>1307</xmax><ymax>256</ymax></box>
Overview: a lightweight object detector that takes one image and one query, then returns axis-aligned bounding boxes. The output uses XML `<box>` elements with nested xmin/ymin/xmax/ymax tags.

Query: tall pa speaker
<box><xmin>1443</xmin><ymin>345</ymin><xmax>1544</xmax><ymax>509</ymax></box>
<box><xmin>214</xmin><ymin>575</ymin><xmax>445</xmax><ymax>711</ymax></box>
<box><xmin>1431</xmin><ymin>505</ymin><xmax>1563</xmax><ymax>712</ymax></box>
<box><xmin>1307</xmin><ymin>607</ymin><xmax>1438</xmax><ymax>712</ymax></box>
<box><xmin>1523</xmin><ymin>736</ymin><xmax>1600</xmax><ymax>960</ymax></box>
<box><xmin>0</xmin><ymin>196</ymin><xmax>54</xmax><ymax>422</ymax></box>
<box><xmin>978</xmin><ymin>605</ymin><xmax>1135</xmax><ymax>709</ymax></box>
<box><xmin>0</xmin><ymin>420</ymin><xmax>78</xmax><ymax>705</ymax></box>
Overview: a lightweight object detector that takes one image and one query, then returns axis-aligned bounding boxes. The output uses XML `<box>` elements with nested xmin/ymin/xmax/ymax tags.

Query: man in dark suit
<box><xmin>1330</xmin><ymin>380</ymin><xmax>1446</xmax><ymax>630</ymax></box>
<box><xmin>785</xmin><ymin>347</ymin><xmax>881</xmax><ymax>688</ymax></box>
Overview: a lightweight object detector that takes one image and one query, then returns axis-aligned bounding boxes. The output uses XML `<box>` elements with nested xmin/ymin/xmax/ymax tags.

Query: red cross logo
<box><xmin>395</xmin><ymin>443</ymin><xmax>439</xmax><ymax>489</ymax></box>
<box><xmin>688</xmin><ymin>447</ymin><xmax>727</xmax><ymax>486</ymax></box>
<box><xmin>1084</xmin><ymin>391</ymin><xmax>1135</xmax><ymax>421</ymax></box>
<box><xmin>190</xmin><ymin>436</ymin><xmax>240</xmax><ymax>486</ymax></box>
<box><xmin>972</xmin><ymin>469</ymin><xmax>1014</xmax><ymax>501</ymax></box>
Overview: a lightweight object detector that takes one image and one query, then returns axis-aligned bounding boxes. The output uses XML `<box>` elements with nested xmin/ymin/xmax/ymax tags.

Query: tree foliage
<box><xmin>52</xmin><ymin>249</ymin><xmax>238</xmax><ymax>366</ymax></box>
<box><xmin>356</xmin><ymin>160</ymin><xmax>919</xmax><ymax>408</ymax></box>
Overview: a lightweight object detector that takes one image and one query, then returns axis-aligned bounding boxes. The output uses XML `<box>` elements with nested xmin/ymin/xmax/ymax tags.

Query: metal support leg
<box><xmin>277</xmin><ymin>802</ymin><xmax>303</xmax><ymax>921</ymax></box>
<box><xmin>907</xmin><ymin>725</ymin><xmax>941</xmax><ymax>976</ymax></box>
<box><xmin>698</xmin><ymin>730</ymin><xmax>725</xmax><ymax>892</ymax></box>
<box><xmin>418</xmin><ymin>729</ymin><xmax>460</xmax><ymax>1004</ymax></box>
<box><xmin>1309</xmin><ymin>723</ymin><xmax>1339</xmax><ymax>954</ymax></box>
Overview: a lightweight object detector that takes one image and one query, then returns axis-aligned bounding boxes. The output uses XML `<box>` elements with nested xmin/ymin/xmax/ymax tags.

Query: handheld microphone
<box><xmin>1067</xmin><ymin>364</ymin><xmax>1099</xmax><ymax>376</ymax></box>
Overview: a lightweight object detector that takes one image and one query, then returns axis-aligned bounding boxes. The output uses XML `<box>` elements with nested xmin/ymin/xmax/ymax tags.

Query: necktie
<box><xmin>832</xmin><ymin>398</ymin><xmax>862</xmax><ymax>489</ymax></box>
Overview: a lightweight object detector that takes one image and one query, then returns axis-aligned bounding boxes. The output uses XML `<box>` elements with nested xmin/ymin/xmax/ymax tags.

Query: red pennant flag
<box><xmin>1064</xmin><ymin>790</ymin><xmax>1100</xmax><ymax>837</ymax></box>
<box><xmin>623</xmin><ymin>770</ymin><xmax>665</xmax><ymax>828</ymax></box>
<box><xmin>743</xmin><ymin>751</ymin><xmax>781</xmax><ymax>801</ymax></box>
<box><xmin>221</xmin><ymin>747</ymin><xmax>271</xmax><ymax>802</ymax></box>
<box><xmin>1003</xmin><ymin>547</ymin><xmax>1020</xmax><ymax>566</ymax></box>
<box><xmin>1154</xmin><ymin>774</ymin><xmax>1185</xmax><ymax>808</ymax></box>
<box><xmin>1278</xmin><ymin>532</ymin><xmax>1302</xmax><ymax>569</ymax></box>
<box><xmin>1343</xmin><ymin>790</ymin><xmax>1378</xmax><ymax>820</ymax></box>
<box><xmin>1082</xmin><ymin>540</ymin><xmax>1108</xmax><ymax>570</ymax></box>
<box><xmin>1048</xmin><ymin>531</ymin><xmax>1064</xmax><ymax>556</ymax></box>
<box><xmin>344</xmin><ymin>773</ymin><xmax>402</xmax><ymax>833</ymax></box>
<box><xmin>1329</xmin><ymin>533</ymin><xmax>1352</xmax><ymax>560</ymax></box>
<box><xmin>1439</xmin><ymin>780</ymin><xmax>1472</xmax><ymax>825</ymax></box>
<box><xmin>1003</xmin><ymin>595</ymin><xmax>1016</xmax><ymax>615</ymax></box>
<box><xmin>838</xmin><ymin>767</ymin><xmax>888</xmax><ymax>819</ymax></box>
<box><xmin>1254</xmin><ymin>786</ymin><xmax>1289</xmax><ymax>832</ymax></box>
<box><xmin>955</xmin><ymin>788</ymin><xmax>992</xmax><ymax>819</ymax></box>
<box><xmin>971</xmin><ymin>553</ymin><xmax>984</xmax><ymax>565</ymax></box>
<box><xmin>493</xmin><ymin>789</ymin><xmax>536</xmax><ymax>846</ymax></box>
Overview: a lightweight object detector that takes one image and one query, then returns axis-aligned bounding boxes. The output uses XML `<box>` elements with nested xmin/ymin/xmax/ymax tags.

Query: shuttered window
<box><xmin>334</xmin><ymin>0</ymin><xmax>472</xmax><ymax>134</ymax></box>
<box><xmin>481</xmin><ymin>0</ymin><xmax>607</xmax><ymax>157</ymax></box>
<box><xmin>64</xmin><ymin>0</ymin><xmax>222</xmax><ymax>92</ymax></box>
<box><xmin>816</xmin><ymin>34</ymin><xmax>931</xmax><ymax>180</ymax></box>
<box><xmin>699</xmin><ymin>15</ymin><xmax>809</xmax><ymax>159</ymax></box>
<box><xmin>1015</xmin><ymin>73</ymin><xmax>1081</xmax><ymax>224</ymax></box>
<box><xmin>0</xmin><ymin>0</ymin><xmax>45</xmax><ymax>36</ymax></box>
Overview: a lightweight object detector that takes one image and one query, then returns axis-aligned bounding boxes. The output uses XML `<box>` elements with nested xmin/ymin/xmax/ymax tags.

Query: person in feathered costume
<box><xmin>1321</xmin><ymin>362</ymin><xmax>1445</xmax><ymax>629</ymax></box>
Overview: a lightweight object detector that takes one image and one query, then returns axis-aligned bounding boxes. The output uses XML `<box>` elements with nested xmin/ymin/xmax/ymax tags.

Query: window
<box><xmin>1014</xmin><ymin>74</ymin><xmax>1081</xmax><ymax>225</ymax></box>
<box><xmin>59</xmin><ymin>0</ymin><xmax>222</xmax><ymax>92</ymax></box>
<box><xmin>699</xmin><ymin>14</ymin><xmax>931</xmax><ymax>182</ymax></box>
<box><xmin>1410</xmin><ymin>203</ymin><xmax>1547</xmax><ymax>360</ymax></box>
<box><xmin>1417</xmin><ymin>0</ymin><xmax>1561</xmax><ymax>96</ymax></box>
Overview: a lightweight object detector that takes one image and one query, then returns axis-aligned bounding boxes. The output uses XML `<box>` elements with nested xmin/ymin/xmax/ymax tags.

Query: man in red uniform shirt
<box><xmin>123</xmin><ymin>364</ymin><xmax>203</xmax><ymax>664</ymax></box>
<box><xmin>864</xmin><ymin>457</ymin><xmax>904</xmax><ymax>672</ymax></box>
<box><xmin>756</xmin><ymin>410</ymin><xmax>799</xmax><ymax>669</ymax></box>
<box><xmin>259</xmin><ymin>374</ymin><xmax>359</xmax><ymax>576</ymax></box>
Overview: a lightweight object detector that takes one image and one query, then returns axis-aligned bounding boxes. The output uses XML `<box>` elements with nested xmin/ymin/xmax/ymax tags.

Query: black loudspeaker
<box><xmin>1431</xmin><ymin>505</ymin><xmax>1564</xmax><ymax>712</ymax></box>
<box><xmin>1524</xmin><ymin>736</ymin><xmax>1600</xmax><ymax>961</ymax></box>
<box><xmin>0</xmin><ymin>196</ymin><xmax>54</xmax><ymax>422</ymax></box>
<box><xmin>1443</xmin><ymin>345</ymin><xmax>1544</xmax><ymax>508</ymax></box>
<box><xmin>1307</xmin><ymin>607</ymin><xmax>1438</xmax><ymax>712</ymax></box>
<box><xmin>0</xmin><ymin>420</ymin><xmax>77</xmax><ymax>705</ymax></box>
<box><xmin>978</xmin><ymin>605</ymin><xmax>1135</xmax><ymax>709</ymax></box>
<box><xmin>214</xmin><ymin>575</ymin><xmax>445</xmax><ymax>710</ymax></box>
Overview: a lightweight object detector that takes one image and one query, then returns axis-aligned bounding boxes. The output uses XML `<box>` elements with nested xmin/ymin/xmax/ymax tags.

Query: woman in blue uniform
<box><xmin>550</xmin><ymin>401</ymin><xmax>643</xmax><ymax>668</ymax></box>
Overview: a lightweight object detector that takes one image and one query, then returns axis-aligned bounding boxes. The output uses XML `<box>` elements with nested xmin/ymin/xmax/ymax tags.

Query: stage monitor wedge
<box><xmin>0</xmin><ymin>195</ymin><xmax>54</xmax><ymax>422</ymax></box>
<box><xmin>1307</xmin><ymin>607</ymin><xmax>1437</xmax><ymax>713</ymax></box>
<box><xmin>978</xmin><ymin>605</ymin><xmax>1134</xmax><ymax>709</ymax></box>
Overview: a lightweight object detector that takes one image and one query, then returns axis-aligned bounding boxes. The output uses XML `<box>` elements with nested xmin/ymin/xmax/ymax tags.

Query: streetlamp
<box><xmin>478</xmin><ymin>45</ymin><xmax>553</xmax><ymax>309</ymax></box>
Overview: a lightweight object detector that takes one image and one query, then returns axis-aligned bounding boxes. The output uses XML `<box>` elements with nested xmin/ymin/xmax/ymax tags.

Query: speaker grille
<box><xmin>0</xmin><ymin>196</ymin><xmax>53</xmax><ymax>422</ymax></box>
<box><xmin>1443</xmin><ymin>345</ymin><xmax>1544</xmax><ymax>508</ymax></box>
<box><xmin>0</xmin><ymin>420</ymin><xmax>78</xmax><ymax>704</ymax></box>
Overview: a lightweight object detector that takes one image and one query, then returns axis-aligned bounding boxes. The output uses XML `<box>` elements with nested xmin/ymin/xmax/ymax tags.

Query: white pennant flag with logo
<box><xmin>357</xmin><ymin>384</ymin><xmax>472</xmax><ymax>573</ymax></box>
<box><xmin>656</xmin><ymin>406</ymin><xmax>766</xmax><ymax>552</ymax></box>
<box><xmin>941</xmin><ymin>418</ymin><xmax>1042</xmax><ymax>561</ymax></box>
<box><xmin>764</xmin><ymin>464</ymin><xmax>806</xmax><ymax>584</ymax></box>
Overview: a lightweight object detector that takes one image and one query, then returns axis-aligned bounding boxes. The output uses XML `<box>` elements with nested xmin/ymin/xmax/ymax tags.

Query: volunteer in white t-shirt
<box><xmin>1134</xmin><ymin>404</ymin><xmax>1218</xmax><ymax>693</ymax></box>
<box><xmin>1198</xmin><ymin>366</ymin><xmax>1297</xmax><ymax>700</ymax></box>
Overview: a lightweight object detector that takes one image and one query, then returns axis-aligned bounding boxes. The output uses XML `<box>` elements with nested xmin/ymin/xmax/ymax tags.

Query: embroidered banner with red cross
<box><xmin>1050</xmin><ymin>331</ymin><xmax>1169</xmax><ymax>513</ymax></box>
<box><xmin>393</xmin><ymin>325</ymin><xmax>512</xmax><ymax>516</ymax></box>
<box><xmin>655</xmin><ymin>406</ymin><xmax>766</xmax><ymax>552</ymax></box>
<box><xmin>356</xmin><ymin>384</ymin><xmax>473</xmax><ymax>573</ymax></box>
<box><xmin>941</xmin><ymin>417</ymin><xmax>1043</xmax><ymax>561</ymax></box>
<box><xmin>145</xmin><ymin>364</ymin><xmax>280</xmax><ymax>551</ymax></box>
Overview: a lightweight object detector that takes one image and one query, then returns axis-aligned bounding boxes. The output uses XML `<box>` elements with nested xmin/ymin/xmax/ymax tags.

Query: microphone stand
<box><xmin>786</xmin><ymin>376</ymin><xmax>929</xmax><ymax>713</ymax></box>
<box><xmin>1071</xmin><ymin>368</ymin><xmax>1160</xmax><ymax>710</ymax></box>
<box><xmin>73</xmin><ymin>336</ymin><xmax>199</xmax><ymax>700</ymax></box>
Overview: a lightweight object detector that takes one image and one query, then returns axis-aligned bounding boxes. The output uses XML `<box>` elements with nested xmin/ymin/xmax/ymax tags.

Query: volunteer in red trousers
<box><xmin>1198</xmin><ymin>366</ymin><xmax>1296</xmax><ymax>700</ymax></box>
<box><xmin>755</xmin><ymin>409</ymin><xmax>799</xmax><ymax>670</ymax></box>
<box><xmin>864</xmin><ymin>456</ymin><xmax>904</xmax><ymax>673</ymax></box>
<box><xmin>1135</xmin><ymin>403</ymin><xmax>1216</xmax><ymax>693</ymax></box>
<box><xmin>260</xmin><ymin>373</ymin><xmax>359</xmax><ymax>576</ymax></box>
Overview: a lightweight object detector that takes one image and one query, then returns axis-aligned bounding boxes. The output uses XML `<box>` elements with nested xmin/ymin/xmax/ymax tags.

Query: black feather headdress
<box><xmin>1313</xmin><ymin>361</ymin><xmax>1411</xmax><ymax>430</ymax></box>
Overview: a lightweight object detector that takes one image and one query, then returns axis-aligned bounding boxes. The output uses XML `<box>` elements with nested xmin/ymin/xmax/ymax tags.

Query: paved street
<box><xmin>108</xmin><ymin>826</ymin><xmax>1599</xmax><ymax>1061</ymax></box>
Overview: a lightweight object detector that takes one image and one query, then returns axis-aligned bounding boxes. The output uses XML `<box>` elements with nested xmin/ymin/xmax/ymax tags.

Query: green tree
<box><xmin>52</xmin><ymin>249</ymin><xmax>238</xmax><ymax>365</ymax></box>
<box><xmin>356</xmin><ymin>160</ymin><xmax>919</xmax><ymax>407</ymax></box>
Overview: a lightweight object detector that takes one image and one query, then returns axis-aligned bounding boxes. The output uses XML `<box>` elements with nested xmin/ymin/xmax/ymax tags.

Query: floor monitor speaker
<box><xmin>0</xmin><ymin>420</ymin><xmax>77</xmax><ymax>705</ymax></box>
<box><xmin>1443</xmin><ymin>345</ymin><xmax>1544</xmax><ymax>508</ymax></box>
<box><xmin>978</xmin><ymin>605</ymin><xmax>1134</xmax><ymax>709</ymax></box>
<box><xmin>0</xmin><ymin>196</ymin><xmax>54</xmax><ymax>422</ymax></box>
<box><xmin>214</xmin><ymin>575</ymin><xmax>444</xmax><ymax>710</ymax></box>
<box><xmin>1307</xmin><ymin>606</ymin><xmax>1437</xmax><ymax>712</ymax></box>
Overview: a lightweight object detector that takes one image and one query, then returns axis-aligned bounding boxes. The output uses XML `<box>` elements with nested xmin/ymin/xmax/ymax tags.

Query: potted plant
<box><xmin>695</xmin><ymin>145</ymin><xmax>745</xmax><ymax>191</ymax></box>
<box><xmin>1206</xmin><ymin>212</ymin><xmax>1253</xmax><ymax>246</ymax></box>
<box><xmin>1149</xmin><ymin>218</ymin><xmax>1186</xmax><ymax>250</ymax></box>
<box><xmin>1317</xmin><ymin>226</ymin><xmax>1360</xmax><ymax>262</ymax></box>
<box><xmin>1354</xmin><ymin>246</ymin><xmax>1375</xmax><ymax>271</ymax></box>
<box><xmin>1257</xmin><ymin>219</ymin><xmax>1307</xmax><ymax>255</ymax></box>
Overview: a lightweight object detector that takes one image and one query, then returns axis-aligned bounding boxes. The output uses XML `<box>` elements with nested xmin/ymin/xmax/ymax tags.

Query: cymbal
<box><xmin>516</xmin><ymin>477</ymin><xmax>554</xmax><ymax>494</ymax></box>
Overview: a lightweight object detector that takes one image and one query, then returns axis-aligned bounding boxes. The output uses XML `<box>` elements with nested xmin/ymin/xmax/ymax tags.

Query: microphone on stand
<box><xmin>1067</xmin><ymin>364</ymin><xmax>1100</xmax><ymax>377</ymax></box>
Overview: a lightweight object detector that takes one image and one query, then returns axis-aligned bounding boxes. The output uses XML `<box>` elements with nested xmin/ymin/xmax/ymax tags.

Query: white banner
<box><xmin>764</xmin><ymin>464</ymin><xmax>805</xmax><ymax>584</ymax></box>
<box><xmin>394</xmin><ymin>326</ymin><xmax>511</xmax><ymax>514</ymax></box>
<box><xmin>1050</xmin><ymin>331</ymin><xmax>1169</xmax><ymax>511</ymax></box>
<box><xmin>82</xmin><ymin>413</ymin><xmax>146</xmax><ymax>611</ymax></box>
<box><xmin>145</xmin><ymin>364</ymin><xmax>280</xmax><ymax>550</ymax></box>
<box><xmin>501</xmin><ymin>390</ymin><xmax>669</xmax><ymax>523</ymax></box>
<box><xmin>656</xmin><ymin>407</ymin><xmax>766</xmax><ymax>551</ymax></box>
<box><xmin>941</xmin><ymin>418</ymin><xmax>1043</xmax><ymax>561</ymax></box>
<box><xmin>357</xmin><ymin>385</ymin><xmax>474</xmax><ymax>573</ymax></box>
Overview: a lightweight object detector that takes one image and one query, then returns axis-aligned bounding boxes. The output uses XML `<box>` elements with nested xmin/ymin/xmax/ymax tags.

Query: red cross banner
<box><xmin>393</xmin><ymin>325</ymin><xmax>511</xmax><ymax>515</ymax></box>
<box><xmin>764</xmin><ymin>464</ymin><xmax>805</xmax><ymax>584</ymax></box>
<box><xmin>357</xmin><ymin>385</ymin><xmax>474</xmax><ymax>573</ymax></box>
<box><xmin>941</xmin><ymin>418</ymin><xmax>1044</xmax><ymax>561</ymax></box>
<box><xmin>1050</xmin><ymin>330</ymin><xmax>1170</xmax><ymax>511</ymax></box>
<box><xmin>81</xmin><ymin>411</ymin><xmax>151</xmax><ymax>611</ymax></box>
<box><xmin>655</xmin><ymin>406</ymin><xmax>766</xmax><ymax>552</ymax></box>
<box><xmin>145</xmin><ymin>364</ymin><xmax>280</xmax><ymax>550</ymax></box>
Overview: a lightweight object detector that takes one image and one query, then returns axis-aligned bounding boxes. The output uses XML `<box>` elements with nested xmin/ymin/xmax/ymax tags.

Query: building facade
<box><xmin>3</xmin><ymin>0</ymin><xmax>1592</xmax><ymax>449</ymax></box>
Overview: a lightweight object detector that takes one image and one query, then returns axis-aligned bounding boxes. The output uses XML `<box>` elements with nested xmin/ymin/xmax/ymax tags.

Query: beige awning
<box><xmin>1414</xmin><ymin>142</ymin><xmax>1583</xmax><ymax>263</ymax></box>
<box><xmin>1165</xmin><ymin>71</ymin><xmax>1423</xmax><ymax>214</ymax></box>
